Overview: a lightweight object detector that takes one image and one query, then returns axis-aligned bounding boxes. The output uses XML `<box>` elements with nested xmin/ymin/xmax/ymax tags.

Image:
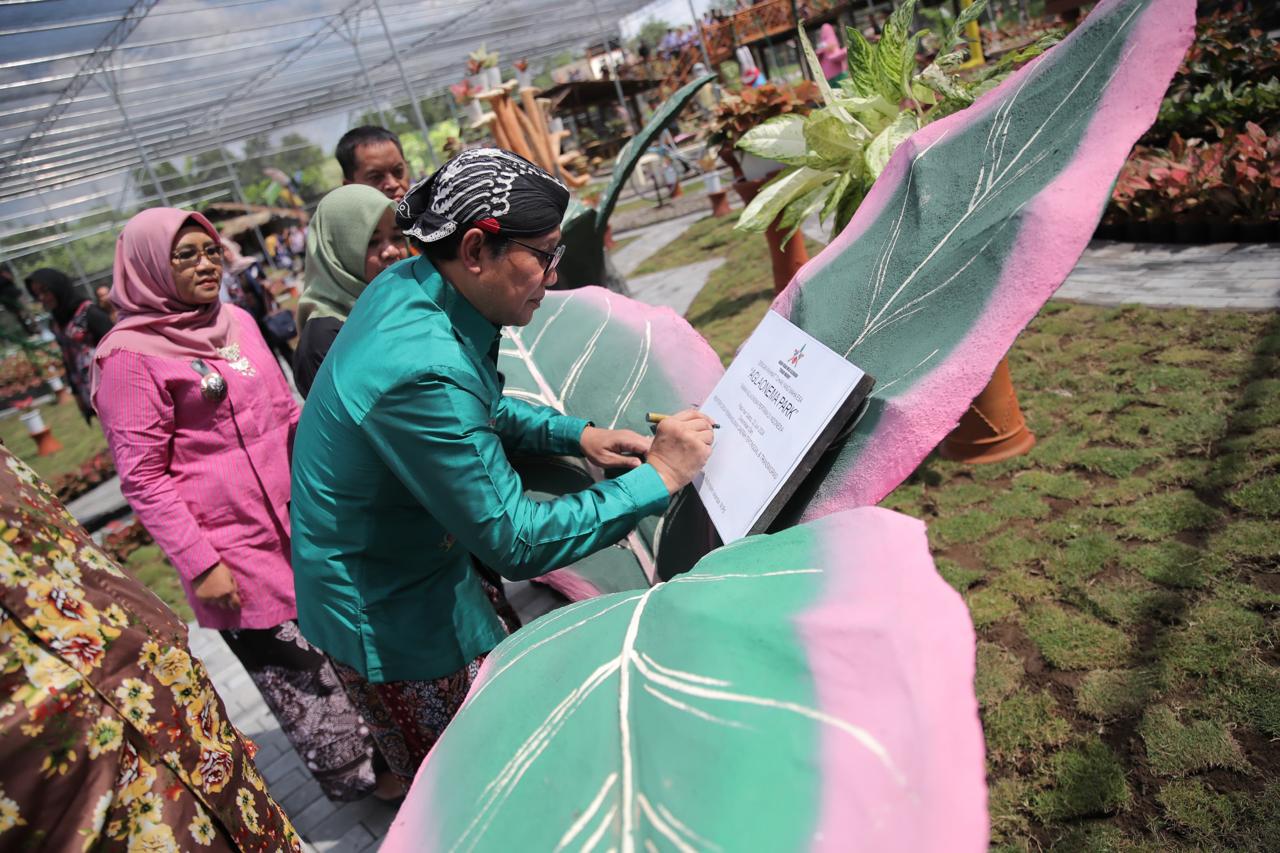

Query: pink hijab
<box><xmin>91</xmin><ymin>208</ymin><xmax>241</xmax><ymax>403</ymax></box>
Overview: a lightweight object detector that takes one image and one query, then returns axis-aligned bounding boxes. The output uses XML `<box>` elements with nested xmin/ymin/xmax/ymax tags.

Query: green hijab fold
<box><xmin>298</xmin><ymin>184</ymin><xmax>394</xmax><ymax>329</ymax></box>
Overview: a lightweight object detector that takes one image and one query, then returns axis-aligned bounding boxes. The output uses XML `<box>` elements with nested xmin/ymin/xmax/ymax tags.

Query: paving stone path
<box><xmin>67</xmin><ymin>206</ymin><xmax>1278</xmax><ymax>851</ymax></box>
<box><xmin>1057</xmin><ymin>240</ymin><xmax>1280</xmax><ymax>310</ymax></box>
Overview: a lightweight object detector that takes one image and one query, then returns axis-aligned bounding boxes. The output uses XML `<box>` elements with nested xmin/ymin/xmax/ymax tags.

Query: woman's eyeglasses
<box><xmin>505</xmin><ymin>238</ymin><xmax>565</xmax><ymax>277</ymax></box>
<box><xmin>171</xmin><ymin>245</ymin><xmax>225</xmax><ymax>266</ymax></box>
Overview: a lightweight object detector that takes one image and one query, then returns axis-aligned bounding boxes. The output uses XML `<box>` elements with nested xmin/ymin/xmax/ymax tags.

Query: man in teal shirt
<box><xmin>291</xmin><ymin>149</ymin><xmax>714</xmax><ymax>787</ymax></box>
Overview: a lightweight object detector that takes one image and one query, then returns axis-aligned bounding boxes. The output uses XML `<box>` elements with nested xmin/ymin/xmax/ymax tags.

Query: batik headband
<box><xmin>395</xmin><ymin>148</ymin><xmax>569</xmax><ymax>243</ymax></box>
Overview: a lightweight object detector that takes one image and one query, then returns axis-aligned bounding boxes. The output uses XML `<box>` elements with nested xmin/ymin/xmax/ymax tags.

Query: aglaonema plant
<box><xmin>734</xmin><ymin>0</ymin><xmax>1059</xmax><ymax>241</ymax></box>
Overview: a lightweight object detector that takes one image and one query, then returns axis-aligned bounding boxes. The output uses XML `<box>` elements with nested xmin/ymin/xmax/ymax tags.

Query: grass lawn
<box><xmin>635</xmin><ymin>213</ymin><xmax>824</xmax><ymax>365</ymax></box>
<box><xmin>0</xmin><ymin>398</ymin><xmax>108</xmax><ymax>482</ymax></box>
<box><xmin>631</xmin><ymin>215</ymin><xmax>1280</xmax><ymax>850</ymax></box>
<box><xmin>125</xmin><ymin>544</ymin><xmax>193</xmax><ymax>623</ymax></box>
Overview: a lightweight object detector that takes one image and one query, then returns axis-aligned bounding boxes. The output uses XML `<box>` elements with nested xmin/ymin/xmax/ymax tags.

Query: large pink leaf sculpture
<box><xmin>382</xmin><ymin>507</ymin><xmax>986</xmax><ymax>851</ymax></box>
<box><xmin>772</xmin><ymin>0</ymin><xmax>1195</xmax><ymax>519</ymax></box>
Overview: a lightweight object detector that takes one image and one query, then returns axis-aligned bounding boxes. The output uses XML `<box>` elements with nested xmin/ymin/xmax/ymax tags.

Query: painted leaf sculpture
<box><xmin>772</xmin><ymin>0</ymin><xmax>1195</xmax><ymax>519</ymax></box>
<box><xmin>499</xmin><ymin>286</ymin><xmax>723</xmax><ymax>598</ymax></box>
<box><xmin>555</xmin><ymin>74</ymin><xmax>718</xmax><ymax>291</ymax></box>
<box><xmin>382</xmin><ymin>507</ymin><xmax>987</xmax><ymax>852</ymax></box>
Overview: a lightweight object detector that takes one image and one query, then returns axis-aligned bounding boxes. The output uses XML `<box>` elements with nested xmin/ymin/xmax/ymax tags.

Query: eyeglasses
<box><xmin>505</xmin><ymin>238</ymin><xmax>566</xmax><ymax>277</ymax></box>
<box><xmin>171</xmin><ymin>244</ymin><xmax>225</xmax><ymax>266</ymax></box>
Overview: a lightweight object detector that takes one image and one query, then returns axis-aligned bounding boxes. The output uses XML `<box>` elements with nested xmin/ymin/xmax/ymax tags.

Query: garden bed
<box><xmin>1100</xmin><ymin>7</ymin><xmax>1280</xmax><ymax>243</ymax></box>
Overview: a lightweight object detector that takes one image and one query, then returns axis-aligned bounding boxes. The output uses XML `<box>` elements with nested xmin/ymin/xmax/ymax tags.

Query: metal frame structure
<box><xmin>0</xmin><ymin>0</ymin><xmax>655</xmax><ymax>284</ymax></box>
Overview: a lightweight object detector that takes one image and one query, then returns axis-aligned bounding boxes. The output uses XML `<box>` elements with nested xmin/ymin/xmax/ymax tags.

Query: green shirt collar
<box><xmin>413</xmin><ymin>255</ymin><xmax>500</xmax><ymax>359</ymax></box>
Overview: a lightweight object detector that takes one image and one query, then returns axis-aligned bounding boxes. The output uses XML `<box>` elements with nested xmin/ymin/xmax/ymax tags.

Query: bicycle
<box><xmin>619</xmin><ymin>129</ymin><xmax>706</xmax><ymax>204</ymax></box>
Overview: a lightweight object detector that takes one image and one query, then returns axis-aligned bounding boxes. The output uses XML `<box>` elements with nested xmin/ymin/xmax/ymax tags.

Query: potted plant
<box><xmin>466</xmin><ymin>57</ymin><xmax>486</xmax><ymax>92</ymax></box>
<box><xmin>452</xmin><ymin>79</ymin><xmax>485</xmax><ymax>124</ymax></box>
<box><xmin>514</xmin><ymin>58</ymin><xmax>533</xmax><ymax>89</ymax></box>
<box><xmin>15</xmin><ymin>396</ymin><xmax>43</xmax><ymax>435</ymax></box>
<box><xmin>706</xmin><ymin>80</ymin><xmax>820</xmax><ymax>183</ymax></box>
<box><xmin>468</xmin><ymin>45</ymin><xmax>501</xmax><ymax>90</ymax></box>
<box><xmin>733</xmin><ymin>0</ymin><xmax>1059</xmax><ymax>247</ymax></box>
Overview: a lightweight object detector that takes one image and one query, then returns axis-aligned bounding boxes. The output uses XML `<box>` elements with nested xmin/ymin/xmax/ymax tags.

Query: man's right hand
<box><xmin>646</xmin><ymin>409</ymin><xmax>716</xmax><ymax>494</ymax></box>
<box><xmin>193</xmin><ymin>562</ymin><xmax>241</xmax><ymax>610</ymax></box>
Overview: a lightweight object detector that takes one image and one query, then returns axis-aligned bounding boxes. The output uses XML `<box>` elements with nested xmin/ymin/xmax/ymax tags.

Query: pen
<box><xmin>646</xmin><ymin>412</ymin><xmax>721</xmax><ymax>428</ymax></box>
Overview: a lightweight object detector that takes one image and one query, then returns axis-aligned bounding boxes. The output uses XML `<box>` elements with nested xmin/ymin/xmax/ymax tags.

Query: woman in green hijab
<box><xmin>294</xmin><ymin>184</ymin><xmax>405</xmax><ymax>396</ymax></box>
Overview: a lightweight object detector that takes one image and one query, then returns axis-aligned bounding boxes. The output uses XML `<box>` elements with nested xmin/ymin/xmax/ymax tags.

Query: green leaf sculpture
<box><xmin>500</xmin><ymin>286</ymin><xmax>723</xmax><ymax>598</ymax></box>
<box><xmin>382</xmin><ymin>507</ymin><xmax>987</xmax><ymax>851</ymax></box>
<box><xmin>772</xmin><ymin>0</ymin><xmax>1195</xmax><ymax>520</ymax></box>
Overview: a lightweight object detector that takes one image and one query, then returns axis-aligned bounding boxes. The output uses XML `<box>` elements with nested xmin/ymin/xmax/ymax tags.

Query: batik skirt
<box><xmin>331</xmin><ymin>572</ymin><xmax>522</xmax><ymax>784</ymax></box>
<box><xmin>220</xmin><ymin>619</ymin><xmax>379</xmax><ymax>802</ymax></box>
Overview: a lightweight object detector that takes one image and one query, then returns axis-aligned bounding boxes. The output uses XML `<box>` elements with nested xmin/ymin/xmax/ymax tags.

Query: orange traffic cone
<box><xmin>940</xmin><ymin>357</ymin><xmax>1036</xmax><ymax>464</ymax></box>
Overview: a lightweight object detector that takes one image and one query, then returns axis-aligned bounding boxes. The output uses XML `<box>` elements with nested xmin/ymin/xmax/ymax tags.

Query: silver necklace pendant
<box><xmin>190</xmin><ymin>359</ymin><xmax>228</xmax><ymax>402</ymax></box>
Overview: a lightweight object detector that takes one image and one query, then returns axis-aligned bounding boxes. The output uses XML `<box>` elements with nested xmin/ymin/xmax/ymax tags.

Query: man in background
<box><xmin>336</xmin><ymin>125</ymin><xmax>411</xmax><ymax>202</ymax></box>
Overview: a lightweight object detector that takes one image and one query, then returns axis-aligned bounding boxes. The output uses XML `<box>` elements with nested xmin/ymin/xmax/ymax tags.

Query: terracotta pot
<box><xmin>708</xmin><ymin>190</ymin><xmax>732</xmax><ymax>217</ymax></box>
<box><xmin>733</xmin><ymin>177</ymin><xmax>810</xmax><ymax>295</ymax></box>
<box><xmin>718</xmin><ymin>148</ymin><xmax>745</xmax><ymax>182</ymax></box>
<box><xmin>939</xmin><ymin>357</ymin><xmax>1036</xmax><ymax>464</ymax></box>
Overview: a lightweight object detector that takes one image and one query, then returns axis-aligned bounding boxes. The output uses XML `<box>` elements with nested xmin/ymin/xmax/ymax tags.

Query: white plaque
<box><xmin>694</xmin><ymin>310</ymin><xmax>872</xmax><ymax>543</ymax></box>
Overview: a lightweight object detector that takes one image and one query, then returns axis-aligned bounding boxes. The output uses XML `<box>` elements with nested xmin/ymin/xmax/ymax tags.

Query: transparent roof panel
<box><xmin>0</xmin><ymin>0</ymin><xmax>654</xmax><ymax>240</ymax></box>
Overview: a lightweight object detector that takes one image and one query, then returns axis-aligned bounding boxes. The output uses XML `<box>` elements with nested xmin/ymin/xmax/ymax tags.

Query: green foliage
<box><xmin>964</xmin><ymin>587</ymin><xmax>1017</xmax><ymax>629</ymax></box>
<box><xmin>1076</xmin><ymin>669</ymin><xmax>1161</xmax><ymax>721</ymax></box>
<box><xmin>1138</xmin><ymin>706</ymin><xmax>1248</xmax><ymax>777</ymax></box>
<box><xmin>1147</xmin><ymin>7</ymin><xmax>1280</xmax><ymax>143</ymax></box>
<box><xmin>734</xmin><ymin>0</ymin><xmax>1056</xmax><ymax>240</ymax></box>
<box><xmin>1116</xmin><ymin>490</ymin><xmax>1220</xmax><ymax>541</ymax></box>
<box><xmin>975</xmin><ymin>642</ymin><xmax>1023</xmax><ymax>708</ymax></box>
<box><xmin>1162</xmin><ymin>601</ymin><xmax>1266</xmax><ymax>681</ymax></box>
<box><xmin>984</xmin><ymin>689</ymin><xmax>1071</xmax><ymax>762</ymax></box>
<box><xmin>1226</xmin><ymin>474</ymin><xmax>1280</xmax><ymax>518</ymax></box>
<box><xmin>1025</xmin><ymin>605</ymin><xmax>1130</xmax><ymax>670</ymax></box>
<box><xmin>937</xmin><ymin>557</ymin><xmax>985</xmax><ymax>592</ymax></box>
<box><xmin>1032</xmin><ymin>740</ymin><xmax>1131</xmax><ymax>820</ymax></box>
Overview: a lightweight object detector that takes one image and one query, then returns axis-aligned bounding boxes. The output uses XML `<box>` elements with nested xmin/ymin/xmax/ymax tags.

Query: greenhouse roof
<box><xmin>0</xmin><ymin>0</ymin><xmax>655</xmax><ymax>259</ymax></box>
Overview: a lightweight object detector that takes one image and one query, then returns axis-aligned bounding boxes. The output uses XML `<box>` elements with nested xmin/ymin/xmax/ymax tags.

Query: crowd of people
<box><xmin>2</xmin><ymin>127</ymin><xmax>716</xmax><ymax>843</ymax></box>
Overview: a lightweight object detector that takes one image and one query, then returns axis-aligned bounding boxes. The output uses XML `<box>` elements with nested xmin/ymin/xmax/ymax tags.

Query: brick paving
<box><xmin>83</xmin><ymin>225</ymin><xmax>1279</xmax><ymax>852</ymax></box>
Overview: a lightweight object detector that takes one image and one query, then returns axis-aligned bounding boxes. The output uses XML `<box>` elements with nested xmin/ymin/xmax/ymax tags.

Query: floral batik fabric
<box><xmin>328</xmin><ymin>572</ymin><xmax>521</xmax><ymax>785</ymax></box>
<box><xmin>220</xmin><ymin>621</ymin><xmax>377</xmax><ymax>802</ymax></box>
<box><xmin>0</xmin><ymin>447</ymin><xmax>301</xmax><ymax>852</ymax></box>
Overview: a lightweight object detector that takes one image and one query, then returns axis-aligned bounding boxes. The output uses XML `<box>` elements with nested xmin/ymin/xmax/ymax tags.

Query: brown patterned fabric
<box><xmin>330</xmin><ymin>573</ymin><xmax>521</xmax><ymax>784</ymax></box>
<box><xmin>0</xmin><ymin>446</ymin><xmax>301</xmax><ymax>852</ymax></box>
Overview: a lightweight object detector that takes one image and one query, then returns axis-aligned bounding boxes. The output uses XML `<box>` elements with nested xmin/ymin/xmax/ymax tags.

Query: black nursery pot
<box><xmin>1234</xmin><ymin>221</ymin><xmax>1272</xmax><ymax>243</ymax></box>
<box><xmin>1147</xmin><ymin>220</ymin><xmax>1175</xmax><ymax>243</ymax></box>
<box><xmin>1174</xmin><ymin>218</ymin><xmax>1207</xmax><ymax>244</ymax></box>
<box><xmin>1124</xmin><ymin>219</ymin><xmax>1149</xmax><ymax>242</ymax></box>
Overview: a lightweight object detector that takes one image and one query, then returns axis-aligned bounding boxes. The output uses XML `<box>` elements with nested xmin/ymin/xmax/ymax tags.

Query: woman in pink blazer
<box><xmin>94</xmin><ymin>208</ymin><xmax>389</xmax><ymax>803</ymax></box>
